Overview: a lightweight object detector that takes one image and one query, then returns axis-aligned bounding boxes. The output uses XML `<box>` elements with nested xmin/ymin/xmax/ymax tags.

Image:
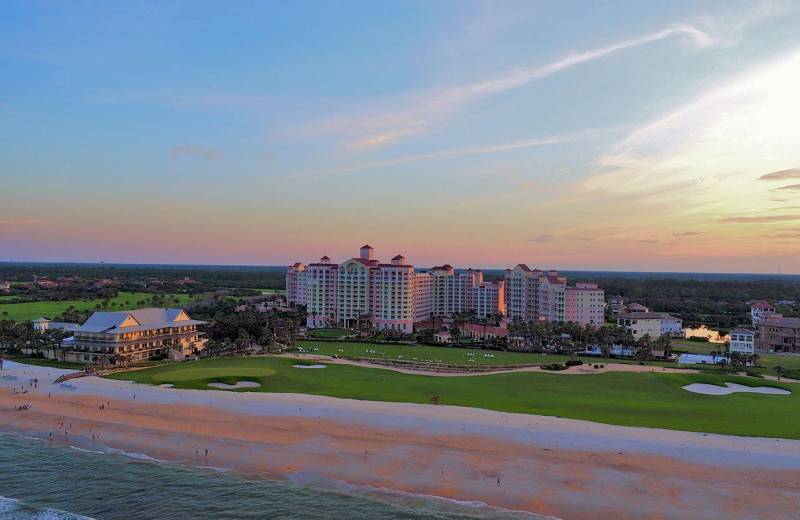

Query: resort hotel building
<box><xmin>287</xmin><ymin>245</ymin><xmax>604</xmax><ymax>331</ymax></box>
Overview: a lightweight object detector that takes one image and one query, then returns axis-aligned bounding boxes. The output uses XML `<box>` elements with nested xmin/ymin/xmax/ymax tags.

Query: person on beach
<box><xmin>205</xmin><ymin>449</ymin><xmax>208</xmax><ymax>456</ymax></box>
<box><xmin>364</xmin><ymin>450</ymin><xmax>368</xmax><ymax>458</ymax></box>
<box><xmin>497</xmin><ymin>475</ymin><xmax>500</xmax><ymax>486</ymax></box>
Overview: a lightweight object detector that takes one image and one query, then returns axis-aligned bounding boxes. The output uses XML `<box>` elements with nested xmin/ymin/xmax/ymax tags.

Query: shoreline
<box><xmin>3</xmin><ymin>361</ymin><xmax>800</xmax><ymax>519</ymax></box>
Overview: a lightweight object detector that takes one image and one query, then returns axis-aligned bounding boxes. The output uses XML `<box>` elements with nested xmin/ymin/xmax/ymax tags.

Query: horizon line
<box><xmin>0</xmin><ymin>261</ymin><xmax>797</xmax><ymax>277</ymax></box>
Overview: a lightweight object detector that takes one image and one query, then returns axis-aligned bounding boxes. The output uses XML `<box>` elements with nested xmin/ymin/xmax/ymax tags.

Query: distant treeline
<box><xmin>0</xmin><ymin>264</ymin><xmax>285</xmax><ymax>291</ymax></box>
<box><xmin>3</xmin><ymin>264</ymin><xmax>799</xmax><ymax>330</ymax></box>
<box><xmin>595</xmin><ymin>277</ymin><xmax>800</xmax><ymax>329</ymax></box>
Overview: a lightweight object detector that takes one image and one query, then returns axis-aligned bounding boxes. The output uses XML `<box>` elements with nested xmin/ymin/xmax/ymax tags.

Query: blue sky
<box><xmin>2</xmin><ymin>1</ymin><xmax>800</xmax><ymax>272</ymax></box>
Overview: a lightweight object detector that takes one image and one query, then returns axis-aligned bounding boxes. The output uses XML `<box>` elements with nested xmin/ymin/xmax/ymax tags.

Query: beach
<box><xmin>2</xmin><ymin>360</ymin><xmax>799</xmax><ymax>520</ymax></box>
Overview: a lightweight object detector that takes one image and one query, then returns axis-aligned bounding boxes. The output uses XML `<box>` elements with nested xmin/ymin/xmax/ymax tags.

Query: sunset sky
<box><xmin>2</xmin><ymin>1</ymin><xmax>800</xmax><ymax>273</ymax></box>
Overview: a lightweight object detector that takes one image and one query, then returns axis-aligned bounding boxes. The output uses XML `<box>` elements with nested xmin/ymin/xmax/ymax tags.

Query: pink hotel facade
<box><xmin>286</xmin><ymin>246</ymin><xmax>604</xmax><ymax>332</ymax></box>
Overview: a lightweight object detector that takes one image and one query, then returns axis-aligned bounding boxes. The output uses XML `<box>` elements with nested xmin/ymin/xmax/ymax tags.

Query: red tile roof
<box><xmin>463</xmin><ymin>324</ymin><xmax>508</xmax><ymax>336</ymax></box>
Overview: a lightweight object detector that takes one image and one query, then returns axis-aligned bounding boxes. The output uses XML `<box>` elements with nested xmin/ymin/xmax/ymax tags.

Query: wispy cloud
<box><xmin>349</xmin><ymin>129</ymin><xmax>417</xmax><ymax>150</ymax></box>
<box><xmin>765</xmin><ymin>232</ymin><xmax>800</xmax><ymax>239</ymax></box>
<box><xmin>579</xmin><ymin>48</ymin><xmax>800</xmax><ymax>221</ymax></box>
<box><xmin>301</xmin><ymin>23</ymin><xmax>716</xmax><ymax>149</ymax></box>
<box><xmin>673</xmin><ymin>231</ymin><xmax>703</xmax><ymax>236</ymax></box>
<box><xmin>775</xmin><ymin>183</ymin><xmax>800</xmax><ymax>191</ymax></box>
<box><xmin>758</xmin><ymin>167</ymin><xmax>800</xmax><ymax>181</ymax></box>
<box><xmin>170</xmin><ymin>145</ymin><xmax>221</xmax><ymax>161</ymax></box>
<box><xmin>528</xmin><ymin>235</ymin><xmax>593</xmax><ymax>243</ymax></box>
<box><xmin>301</xmin><ymin>133</ymin><xmax>588</xmax><ymax>178</ymax></box>
<box><xmin>718</xmin><ymin>214</ymin><xmax>800</xmax><ymax>224</ymax></box>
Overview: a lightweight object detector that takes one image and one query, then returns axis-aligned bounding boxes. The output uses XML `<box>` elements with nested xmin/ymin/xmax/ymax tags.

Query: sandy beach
<box><xmin>2</xmin><ymin>360</ymin><xmax>799</xmax><ymax>520</ymax></box>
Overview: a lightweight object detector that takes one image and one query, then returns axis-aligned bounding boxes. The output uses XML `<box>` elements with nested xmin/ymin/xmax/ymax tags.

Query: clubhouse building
<box><xmin>67</xmin><ymin>308</ymin><xmax>207</xmax><ymax>364</ymax></box>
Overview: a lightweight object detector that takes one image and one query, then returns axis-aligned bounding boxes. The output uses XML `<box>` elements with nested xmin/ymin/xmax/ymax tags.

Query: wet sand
<box><xmin>2</xmin><ymin>361</ymin><xmax>799</xmax><ymax>520</ymax></box>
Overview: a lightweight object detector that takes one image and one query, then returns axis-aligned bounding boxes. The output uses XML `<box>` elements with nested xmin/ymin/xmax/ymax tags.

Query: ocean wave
<box><xmin>0</xmin><ymin>495</ymin><xmax>95</xmax><ymax>520</ymax></box>
<box><xmin>68</xmin><ymin>446</ymin><xmax>106</xmax><ymax>455</ymax></box>
<box><xmin>107</xmin><ymin>448</ymin><xmax>169</xmax><ymax>464</ymax></box>
<box><xmin>194</xmin><ymin>464</ymin><xmax>233</xmax><ymax>473</ymax></box>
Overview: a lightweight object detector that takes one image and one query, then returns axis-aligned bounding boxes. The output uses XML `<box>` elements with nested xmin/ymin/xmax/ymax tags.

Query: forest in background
<box><xmin>2</xmin><ymin>263</ymin><xmax>799</xmax><ymax>330</ymax></box>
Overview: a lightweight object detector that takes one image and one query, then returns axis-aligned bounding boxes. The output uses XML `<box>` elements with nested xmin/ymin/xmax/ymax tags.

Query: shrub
<box><xmin>540</xmin><ymin>363</ymin><xmax>568</xmax><ymax>371</ymax></box>
<box><xmin>565</xmin><ymin>359</ymin><xmax>583</xmax><ymax>367</ymax></box>
<box><xmin>746</xmin><ymin>370</ymin><xmax>764</xmax><ymax>378</ymax></box>
<box><xmin>593</xmin><ymin>365</ymin><xmax>600</xmax><ymax>369</ymax></box>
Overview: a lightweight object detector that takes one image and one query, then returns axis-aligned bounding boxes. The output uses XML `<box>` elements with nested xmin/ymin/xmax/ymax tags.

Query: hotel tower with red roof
<box><xmin>287</xmin><ymin>246</ymin><xmax>603</xmax><ymax>331</ymax></box>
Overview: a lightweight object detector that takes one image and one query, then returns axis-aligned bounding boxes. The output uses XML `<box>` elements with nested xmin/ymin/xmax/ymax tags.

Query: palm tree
<box><xmin>450</xmin><ymin>325</ymin><xmax>462</xmax><ymax>345</ymax></box>
<box><xmin>654</xmin><ymin>334</ymin><xmax>672</xmax><ymax>359</ymax></box>
<box><xmin>634</xmin><ymin>334</ymin><xmax>653</xmax><ymax>365</ymax></box>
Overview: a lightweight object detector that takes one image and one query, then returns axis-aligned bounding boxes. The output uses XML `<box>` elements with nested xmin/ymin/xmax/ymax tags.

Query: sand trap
<box><xmin>158</xmin><ymin>383</ymin><xmax>174</xmax><ymax>388</ymax></box>
<box><xmin>207</xmin><ymin>381</ymin><xmax>261</xmax><ymax>389</ymax></box>
<box><xmin>683</xmin><ymin>383</ymin><xmax>790</xmax><ymax>396</ymax></box>
<box><xmin>294</xmin><ymin>364</ymin><xmax>327</xmax><ymax>369</ymax></box>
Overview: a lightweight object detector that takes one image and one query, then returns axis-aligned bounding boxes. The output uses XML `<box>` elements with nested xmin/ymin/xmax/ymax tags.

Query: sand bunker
<box><xmin>683</xmin><ymin>382</ymin><xmax>790</xmax><ymax>396</ymax></box>
<box><xmin>293</xmin><ymin>364</ymin><xmax>327</xmax><ymax>369</ymax></box>
<box><xmin>207</xmin><ymin>381</ymin><xmax>261</xmax><ymax>389</ymax></box>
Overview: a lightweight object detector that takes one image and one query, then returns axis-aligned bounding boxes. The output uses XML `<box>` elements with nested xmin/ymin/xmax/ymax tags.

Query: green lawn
<box><xmin>105</xmin><ymin>356</ymin><xmax>800</xmax><ymax>438</ymax></box>
<box><xmin>304</xmin><ymin>329</ymin><xmax>354</xmax><ymax>339</ymax></box>
<box><xmin>0</xmin><ymin>292</ymin><xmax>198</xmax><ymax>322</ymax></box>
<box><xmin>11</xmin><ymin>357</ymin><xmax>86</xmax><ymax>370</ymax></box>
<box><xmin>296</xmin><ymin>339</ymin><xmax>574</xmax><ymax>365</ymax></box>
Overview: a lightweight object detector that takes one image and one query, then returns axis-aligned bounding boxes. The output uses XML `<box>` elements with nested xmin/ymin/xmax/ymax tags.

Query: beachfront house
<box><xmin>616</xmin><ymin>312</ymin><xmax>662</xmax><ymax>340</ymax></box>
<box><xmin>659</xmin><ymin>315</ymin><xmax>684</xmax><ymax>337</ymax></box>
<box><xmin>729</xmin><ymin>328</ymin><xmax>755</xmax><ymax>355</ymax></box>
<box><xmin>750</xmin><ymin>301</ymin><xmax>776</xmax><ymax>326</ymax></box>
<box><xmin>68</xmin><ymin>308</ymin><xmax>207</xmax><ymax>364</ymax></box>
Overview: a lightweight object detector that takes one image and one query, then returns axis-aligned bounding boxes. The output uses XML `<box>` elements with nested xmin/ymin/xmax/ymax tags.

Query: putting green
<box><xmin>151</xmin><ymin>367</ymin><xmax>276</xmax><ymax>384</ymax></box>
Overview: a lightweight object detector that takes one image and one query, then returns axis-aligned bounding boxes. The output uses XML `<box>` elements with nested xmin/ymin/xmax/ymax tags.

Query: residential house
<box><xmin>729</xmin><ymin>328</ymin><xmax>755</xmax><ymax>355</ymax></box>
<box><xmin>755</xmin><ymin>317</ymin><xmax>800</xmax><ymax>353</ymax></box>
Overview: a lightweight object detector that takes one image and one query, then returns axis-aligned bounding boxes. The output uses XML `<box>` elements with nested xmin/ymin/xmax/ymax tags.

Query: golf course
<box><xmin>106</xmin><ymin>355</ymin><xmax>800</xmax><ymax>439</ymax></box>
<box><xmin>0</xmin><ymin>292</ymin><xmax>198</xmax><ymax>321</ymax></box>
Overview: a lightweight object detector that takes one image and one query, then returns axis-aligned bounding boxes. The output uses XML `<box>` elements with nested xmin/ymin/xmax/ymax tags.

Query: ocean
<box><xmin>0</xmin><ymin>433</ymin><xmax>548</xmax><ymax>520</ymax></box>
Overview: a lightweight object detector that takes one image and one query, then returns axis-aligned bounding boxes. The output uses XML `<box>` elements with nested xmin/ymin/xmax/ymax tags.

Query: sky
<box><xmin>2</xmin><ymin>1</ymin><xmax>800</xmax><ymax>273</ymax></box>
